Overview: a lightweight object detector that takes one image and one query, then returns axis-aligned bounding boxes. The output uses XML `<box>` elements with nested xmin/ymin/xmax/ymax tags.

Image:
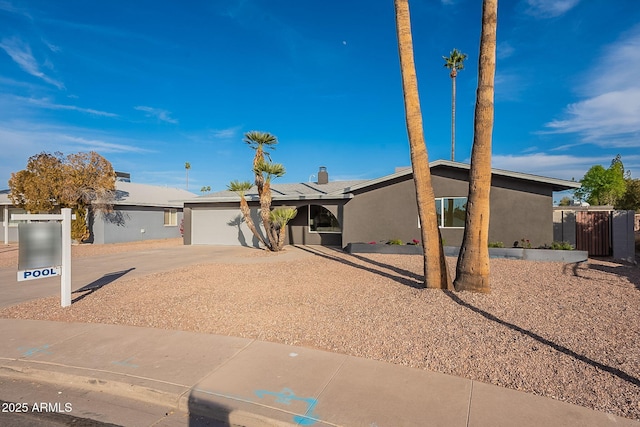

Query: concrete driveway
<box><xmin>0</xmin><ymin>245</ymin><xmax>307</xmax><ymax>309</ymax></box>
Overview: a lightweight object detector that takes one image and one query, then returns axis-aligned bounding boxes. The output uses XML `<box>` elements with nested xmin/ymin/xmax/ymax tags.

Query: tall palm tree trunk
<box><xmin>451</xmin><ymin>70</ymin><xmax>457</xmax><ymax>161</ymax></box>
<box><xmin>454</xmin><ymin>0</ymin><xmax>498</xmax><ymax>293</ymax></box>
<box><xmin>395</xmin><ymin>0</ymin><xmax>451</xmax><ymax>290</ymax></box>
<box><xmin>240</xmin><ymin>197</ymin><xmax>268</xmax><ymax>248</ymax></box>
<box><xmin>259</xmin><ymin>181</ymin><xmax>278</xmax><ymax>250</ymax></box>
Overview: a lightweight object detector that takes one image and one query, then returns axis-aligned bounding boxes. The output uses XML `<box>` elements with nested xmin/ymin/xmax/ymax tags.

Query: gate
<box><xmin>576</xmin><ymin>211</ymin><xmax>611</xmax><ymax>256</ymax></box>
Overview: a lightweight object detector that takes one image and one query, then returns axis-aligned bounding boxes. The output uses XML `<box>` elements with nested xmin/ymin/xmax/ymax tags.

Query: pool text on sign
<box><xmin>17</xmin><ymin>266</ymin><xmax>62</xmax><ymax>282</ymax></box>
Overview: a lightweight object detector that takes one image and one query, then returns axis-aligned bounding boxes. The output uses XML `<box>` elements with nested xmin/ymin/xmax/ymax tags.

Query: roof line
<box><xmin>345</xmin><ymin>160</ymin><xmax>580</xmax><ymax>192</ymax></box>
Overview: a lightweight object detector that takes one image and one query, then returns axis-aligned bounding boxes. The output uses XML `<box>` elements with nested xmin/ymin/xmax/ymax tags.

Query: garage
<box><xmin>190</xmin><ymin>205</ymin><xmax>263</xmax><ymax>247</ymax></box>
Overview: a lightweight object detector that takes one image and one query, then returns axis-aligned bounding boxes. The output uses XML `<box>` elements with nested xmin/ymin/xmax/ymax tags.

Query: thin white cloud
<box><xmin>542</xmin><ymin>25</ymin><xmax>640</xmax><ymax>148</ymax></box>
<box><xmin>0</xmin><ymin>1</ymin><xmax>32</xmax><ymax>20</ymax></box>
<box><xmin>524</xmin><ymin>0</ymin><xmax>581</xmax><ymax>18</ymax></box>
<box><xmin>134</xmin><ymin>106</ymin><xmax>178</xmax><ymax>124</ymax></box>
<box><xmin>493</xmin><ymin>153</ymin><xmax>611</xmax><ymax>181</ymax></box>
<box><xmin>21</xmin><ymin>96</ymin><xmax>118</xmax><ymax>117</ymax></box>
<box><xmin>0</xmin><ymin>122</ymin><xmax>152</xmax><ymax>185</ymax></box>
<box><xmin>497</xmin><ymin>41</ymin><xmax>515</xmax><ymax>60</ymax></box>
<box><xmin>0</xmin><ymin>36</ymin><xmax>64</xmax><ymax>89</ymax></box>
<box><xmin>210</xmin><ymin>126</ymin><xmax>242</xmax><ymax>139</ymax></box>
<box><xmin>61</xmin><ymin>135</ymin><xmax>151</xmax><ymax>153</ymax></box>
<box><xmin>42</xmin><ymin>38</ymin><xmax>61</xmax><ymax>53</ymax></box>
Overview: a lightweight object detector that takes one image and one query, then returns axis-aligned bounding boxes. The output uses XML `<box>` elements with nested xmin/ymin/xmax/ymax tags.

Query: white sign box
<box><xmin>18</xmin><ymin>266</ymin><xmax>62</xmax><ymax>282</ymax></box>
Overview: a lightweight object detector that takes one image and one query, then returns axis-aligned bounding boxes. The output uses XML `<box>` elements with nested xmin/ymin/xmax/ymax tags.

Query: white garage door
<box><xmin>191</xmin><ymin>207</ymin><xmax>264</xmax><ymax>247</ymax></box>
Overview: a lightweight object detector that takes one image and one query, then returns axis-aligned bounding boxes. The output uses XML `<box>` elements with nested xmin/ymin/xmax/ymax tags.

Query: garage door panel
<box><xmin>191</xmin><ymin>207</ymin><xmax>264</xmax><ymax>246</ymax></box>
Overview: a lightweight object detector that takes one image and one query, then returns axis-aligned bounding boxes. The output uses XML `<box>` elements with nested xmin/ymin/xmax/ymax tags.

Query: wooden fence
<box><xmin>575</xmin><ymin>211</ymin><xmax>611</xmax><ymax>256</ymax></box>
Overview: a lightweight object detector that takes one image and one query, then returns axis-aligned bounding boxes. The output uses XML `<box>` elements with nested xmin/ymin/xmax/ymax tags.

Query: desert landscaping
<box><xmin>1</xmin><ymin>238</ymin><xmax>639</xmax><ymax>421</ymax></box>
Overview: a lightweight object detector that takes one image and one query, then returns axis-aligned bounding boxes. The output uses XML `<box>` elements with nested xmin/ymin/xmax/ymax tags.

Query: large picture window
<box><xmin>309</xmin><ymin>205</ymin><xmax>341</xmax><ymax>233</ymax></box>
<box><xmin>435</xmin><ymin>197</ymin><xmax>467</xmax><ymax>228</ymax></box>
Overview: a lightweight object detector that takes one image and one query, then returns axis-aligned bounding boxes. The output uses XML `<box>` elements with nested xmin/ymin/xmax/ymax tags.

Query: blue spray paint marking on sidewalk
<box><xmin>18</xmin><ymin>345</ymin><xmax>51</xmax><ymax>357</ymax></box>
<box><xmin>111</xmin><ymin>357</ymin><xmax>139</xmax><ymax>368</ymax></box>
<box><xmin>254</xmin><ymin>387</ymin><xmax>320</xmax><ymax>425</ymax></box>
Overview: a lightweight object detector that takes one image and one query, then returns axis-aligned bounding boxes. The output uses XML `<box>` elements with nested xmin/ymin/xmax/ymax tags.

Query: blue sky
<box><xmin>1</xmin><ymin>0</ymin><xmax>639</xmax><ymax>195</ymax></box>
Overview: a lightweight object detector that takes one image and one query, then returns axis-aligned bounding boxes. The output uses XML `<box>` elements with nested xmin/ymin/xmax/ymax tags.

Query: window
<box><xmin>309</xmin><ymin>205</ymin><xmax>341</xmax><ymax>233</ymax></box>
<box><xmin>8</xmin><ymin>208</ymin><xmax>26</xmax><ymax>227</ymax></box>
<box><xmin>435</xmin><ymin>197</ymin><xmax>467</xmax><ymax>228</ymax></box>
<box><xmin>164</xmin><ymin>208</ymin><xmax>177</xmax><ymax>226</ymax></box>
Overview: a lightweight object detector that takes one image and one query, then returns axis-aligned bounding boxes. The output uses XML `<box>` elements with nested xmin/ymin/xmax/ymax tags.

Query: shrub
<box><xmin>519</xmin><ymin>238</ymin><xmax>532</xmax><ymax>249</ymax></box>
<box><xmin>551</xmin><ymin>241</ymin><xmax>574</xmax><ymax>250</ymax></box>
<box><xmin>387</xmin><ymin>239</ymin><xmax>403</xmax><ymax>245</ymax></box>
<box><xmin>488</xmin><ymin>241</ymin><xmax>504</xmax><ymax>248</ymax></box>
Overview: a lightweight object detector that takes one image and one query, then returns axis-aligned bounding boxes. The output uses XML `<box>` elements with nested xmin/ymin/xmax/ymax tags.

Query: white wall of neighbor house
<box><xmin>191</xmin><ymin>206</ymin><xmax>265</xmax><ymax>247</ymax></box>
<box><xmin>2</xmin><ymin>206</ymin><xmax>26</xmax><ymax>244</ymax></box>
<box><xmin>3</xmin><ymin>205</ymin><xmax>7</xmax><ymax>244</ymax></box>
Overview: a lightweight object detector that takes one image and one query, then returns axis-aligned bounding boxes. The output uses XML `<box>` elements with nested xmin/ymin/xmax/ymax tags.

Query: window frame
<box><xmin>435</xmin><ymin>197</ymin><xmax>467</xmax><ymax>229</ymax></box>
<box><xmin>163</xmin><ymin>208</ymin><xmax>178</xmax><ymax>226</ymax></box>
<box><xmin>308</xmin><ymin>204</ymin><xmax>341</xmax><ymax>234</ymax></box>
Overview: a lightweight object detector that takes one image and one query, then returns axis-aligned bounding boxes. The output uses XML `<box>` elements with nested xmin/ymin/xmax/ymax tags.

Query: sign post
<box><xmin>61</xmin><ymin>208</ymin><xmax>71</xmax><ymax>307</ymax></box>
<box><xmin>12</xmin><ymin>208</ymin><xmax>74</xmax><ymax>307</ymax></box>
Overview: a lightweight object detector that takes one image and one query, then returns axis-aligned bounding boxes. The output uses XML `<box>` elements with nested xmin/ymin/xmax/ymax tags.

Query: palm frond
<box><xmin>244</xmin><ymin>131</ymin><xmax>278</xmax><ymax>150</ymax></box>
<box><xmin>270</xmin><ymin>207</ymin><xmax>298</xmax><ymax>227</ymax></box>
<box><xmin>227</xmin><ymin>180</ymin><xmax>253</xmax><ymax>195</ymax></box>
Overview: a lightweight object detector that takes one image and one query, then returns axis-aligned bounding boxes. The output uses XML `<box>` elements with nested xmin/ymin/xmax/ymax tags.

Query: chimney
<box><xmin>317</xmin><ymin>166</ymin><xmax>328</xmax><ymax>184</ymax></box>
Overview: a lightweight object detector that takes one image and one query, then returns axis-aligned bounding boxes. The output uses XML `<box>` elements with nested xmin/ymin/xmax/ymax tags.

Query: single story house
<box><xmin>182</xmin><ymin>160</ymin><xmax>580</xmax><ymax>249</ymax></box>
<box><xmin>2</xmin><ymin>178</ymin><xmax>196</xmax><ymax>244</ymax></box>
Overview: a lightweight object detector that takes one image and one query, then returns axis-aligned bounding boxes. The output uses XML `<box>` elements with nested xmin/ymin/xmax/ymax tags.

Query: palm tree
<box><xmin>230</xmin><ymin>131</ymin><xmax>294</xmax><ymax>252</ymax></box>
<box><xmin>227</xmin><ymin>180</ymin><xmax>268</xmax><ymax>248</ymax></box>
<box><xmin>244</xmin><ymin>131</ymin><xmax>277</xmax><ymax>195</ymax></box>
<box><xmin>443</xmin><ymin>48</ymin><xmax>467</xmax><ymax>162</ymax></box>
<box><xmin>254</xmin><ymin>160</ymin><xmax>286</xmax><ymax>249</ymax></box>
<box><xmin>394</xmin><ymin>0</ymin><xmax>452</xmax><ymax>290</ymax></box>
<box><xmin>454</xmin><ymin>0</ymin><xmax>498</xmax><ymax>293</ymax></box>
<box><xmin>185</xmin><ymin>162</ymin><xmax>191</xmax><ymax>190</ymax></box>
<box><xmin>270</xmin><ymin>207</ymin><xmax>298</xmax><ymax>251</ymax></box>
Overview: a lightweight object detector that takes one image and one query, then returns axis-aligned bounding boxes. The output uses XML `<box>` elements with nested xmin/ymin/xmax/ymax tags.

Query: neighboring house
<box><xmin>182</xmin><ymin>160</ymin><xmax>580</xmax><ymax>249</ymax></box>
<box><xmin>1</xmin><ymin>180</ymin><xmax>197</xmax><ymax>244</ymax></box>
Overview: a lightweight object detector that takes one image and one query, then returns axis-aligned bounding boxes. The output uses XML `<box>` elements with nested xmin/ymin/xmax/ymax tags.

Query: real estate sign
<box><xmin>12</xmin><ymin>209</ymin><xmax>73</xmax><ymax>307</ymax></box>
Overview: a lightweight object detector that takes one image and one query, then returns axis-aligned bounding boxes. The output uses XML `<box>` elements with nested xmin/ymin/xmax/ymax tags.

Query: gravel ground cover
<box><xmin>1</xmin><ymin>242</ymin><xmax>639</xmax><ymax>420</ymax></box>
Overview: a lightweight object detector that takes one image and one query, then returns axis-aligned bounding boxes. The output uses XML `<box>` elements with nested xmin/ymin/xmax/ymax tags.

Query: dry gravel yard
<box><xmin>1</xmin><ymin>240</ymin><xmax>639</xmax><ymax>421</ymax></box>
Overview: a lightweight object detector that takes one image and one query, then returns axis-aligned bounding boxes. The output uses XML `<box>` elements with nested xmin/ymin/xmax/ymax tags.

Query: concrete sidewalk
<box><xmin>0</xmin><ymin>319</ymin><xmax>637</xmax><ymax>427</ymax></box>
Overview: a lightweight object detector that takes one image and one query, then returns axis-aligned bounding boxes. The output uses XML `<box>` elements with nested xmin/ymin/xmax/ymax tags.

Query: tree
<box><xmin>574</xmin><ymin>155</ymin><xmax>627</xmax><ymax>206</ymax></box>
<box><xmin>394</xmin><ymin>0</ymin><xmax>451</xmax><ymax>290</ymax></box>
<box><xmin>229</xmin><ymin>131</ymin><xmax>297</xmax><ymax>252</ymax></box>
<box><xmin>615</xmin><ymin>178</ymin><xmax>640</xmax><ymax>211</ymax></box>
<box><xmin>185</xmin><ymin>162</ymin><xmax>191</xmax><ymax>190</ymax></box>
<box><xmin>443</xmin><ymin>48</ymin><xmax>467</xmax><ymax>162</ymax></box>
<box><xmin>454</xmin><ymin>0</ymin><xmax>498</xmax><ymax>294</ymax></box>
<box><xmin>200</xmin><ymin>185</ymin><xmax>211</xmax><ymax>194</ymax></box>
<box><xmin>558</xmin><ymin>196</ymin><xmax>573</xmax><ymax>206</ymax></box>
<box><xmin>9</xmin><ymin>151</ymin><xmax>116</xmax><ymax>241</ymax></box>
<box><xmin>227</xmin><ymin>180</ymin><xmax>268</xmax><ymax>248</ymax></box>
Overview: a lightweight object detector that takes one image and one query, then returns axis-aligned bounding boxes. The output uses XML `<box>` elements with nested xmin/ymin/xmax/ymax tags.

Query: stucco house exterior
<box><xmin>182</xmin><ymin>160</ymin><xmax>580</xmax><ymax>249</ymax></box>
<box><xmin>1</xmin><ymin>180</ymin><xmax>196</xmax><ymax>244</ymax></box>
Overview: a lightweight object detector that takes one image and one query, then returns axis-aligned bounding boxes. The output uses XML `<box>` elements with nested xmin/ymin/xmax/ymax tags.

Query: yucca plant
<box><xmin>270</xmin><ymin>207</ymin><xmax>298</xmax><ymax>251</ymax></box>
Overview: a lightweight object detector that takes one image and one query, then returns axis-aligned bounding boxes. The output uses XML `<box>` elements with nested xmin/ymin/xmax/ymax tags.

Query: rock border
<box><xmin>345</xmin><ymin>243</ymin><xmax>588</xmax><ymax>263</ymax></box>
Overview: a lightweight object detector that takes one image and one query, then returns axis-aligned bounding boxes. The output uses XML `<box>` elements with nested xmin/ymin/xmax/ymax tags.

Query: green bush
<box><xmin>387</xmin><ymin>239</ymin><xmax>403</xmax><ymax>245</ymax></box>
<box><xmin>551</xmin><ymin>241</ymin><xmax>574</xmax><ymax>250</ymax></box>
<box><xmin>488</xmin><ymin>241</ymin><xmax>504</xmax><ymax>248</ymax></box>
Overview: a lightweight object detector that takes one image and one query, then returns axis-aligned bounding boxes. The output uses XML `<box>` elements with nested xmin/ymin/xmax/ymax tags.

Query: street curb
<box><xmin>0</xmin><ymin>364</ymin><xmax>301</xmax><ymax>427</ymax></box>
<box><xmin>0</xmin><ymin>363</ymin><xmax>187</xmax><ymax>410</ymax></box>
